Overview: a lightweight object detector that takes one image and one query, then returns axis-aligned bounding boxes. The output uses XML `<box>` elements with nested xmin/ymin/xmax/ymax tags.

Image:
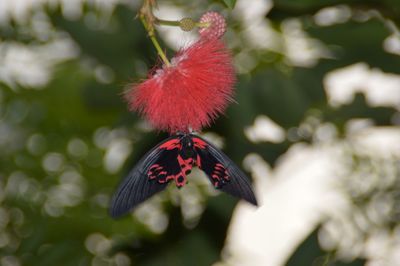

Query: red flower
<box><xmin>126</xmin><ymin>38</ymin><xmax>235</xmax><ymax>133</ymax></box>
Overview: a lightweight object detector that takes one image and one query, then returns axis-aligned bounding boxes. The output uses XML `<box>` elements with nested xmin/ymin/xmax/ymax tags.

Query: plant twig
<box><xmin>139</xmin><ymin>0</ymin><xmax>171</xmax><ymax>66</ymax></box>
<box><xmin>155</xmin><ymin>18</ymin><xmax>210</xmax><ymax>28</ymax></box>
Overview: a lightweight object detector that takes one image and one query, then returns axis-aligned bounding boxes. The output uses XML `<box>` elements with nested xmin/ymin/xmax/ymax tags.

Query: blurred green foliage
<box><xmin>221</xmin><ymin>0</ymin><xmax>237</xmax><ymax>9</ymax></box>
<box><xmin>0</xmin><ymin>0</ymin><xmax>399</xmax><ymax>265</ymax></box>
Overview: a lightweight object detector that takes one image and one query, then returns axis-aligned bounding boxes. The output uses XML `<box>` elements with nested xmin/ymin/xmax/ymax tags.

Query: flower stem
<box><xmin>138</xmin><ymin>0</ymin><xmax>210</xmax><ymax>66</ymax></box>
<box><xmin>155</xmin><ymin>18</ymin><xmax>210</xmax><ymax>28</ymax></box>
<box><xmin>139</xmin><ymin>0</ymin><xmax>171</xmax><ymax>67</ymax></box>
<box><xmin>155</xmin><ymin>18</ymin><xmax>180</xmax><ymax>27</ymax></box>
<box><xmin>197</xmin><ymin>21</ymin><xmax>211</xmax><ymax>28</ymax></box>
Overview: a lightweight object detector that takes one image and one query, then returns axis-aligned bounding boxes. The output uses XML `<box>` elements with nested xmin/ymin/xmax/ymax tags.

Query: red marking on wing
<box><xmin>173</xmin><ymin>155</ymin><xmax>194</xmax><ymax>187</ymax></box>
<box><xmin>147</xmin><ymin>155</ymin><xmax>195</xmax><ymax>188</ymax></box>
<box><xmin>210</xmin><ymin>163</ymin><xmax>230</xmax><ymax>187</ymax></box>
<box><xmin>193</xmin><ymin>137</ymin><xmax>207</xmax><ymax>149</ymax></box>
<box><xmin>196</xmin><ymin>154</ymin><xmax>202</xmax><ymax>168</ymax></box>
<box><xmin>148</xmin><ymin>164</ymin><xmax>168</xmax><ymax>182</ymax></box>
<box><xmin>159</xmin><ymin>139</ymin><xmax>181</xmax><ymax>150</ymax></box>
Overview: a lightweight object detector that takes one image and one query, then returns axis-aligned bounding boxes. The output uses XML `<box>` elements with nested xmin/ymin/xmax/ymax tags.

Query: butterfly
<box><xmin>110</xmin><ymin>133</ymin><xmax>257</xmax><ymax>218</ymax></box>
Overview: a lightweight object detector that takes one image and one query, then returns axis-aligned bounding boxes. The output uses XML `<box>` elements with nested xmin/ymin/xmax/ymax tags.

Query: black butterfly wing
<box><xmin>110</xmin><ymin>136</ymin><xmax>182</xmax><ymax>218</ymax></box>
<box><xmin>193</xmin><ymin>136</ymin><xmax>258</xmax><ymax>206</ymax></box>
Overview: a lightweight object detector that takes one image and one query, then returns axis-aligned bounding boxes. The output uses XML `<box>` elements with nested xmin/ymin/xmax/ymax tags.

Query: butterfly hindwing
<box><xmin>110</xmin><ymin>136</ymin><xmax>182</xmax><ymax>218</ymax></box>
<box><xmin>193</xmin><ymin>136</ymin><xmax>258</xmax><ymax>206</ymax></box>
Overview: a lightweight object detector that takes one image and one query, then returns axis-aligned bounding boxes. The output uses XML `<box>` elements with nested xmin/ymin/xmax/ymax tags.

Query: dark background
<box><xmin>0</xmin><ymin>0</ymin><xmax>399</xmax><ymax>265</ymax></box>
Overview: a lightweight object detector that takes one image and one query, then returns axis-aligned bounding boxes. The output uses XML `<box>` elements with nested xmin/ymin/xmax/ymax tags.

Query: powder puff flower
<box><xmin>126</xmin><ymin>37</ymin><xmax>235</xmax><ymax>133</ymax></box>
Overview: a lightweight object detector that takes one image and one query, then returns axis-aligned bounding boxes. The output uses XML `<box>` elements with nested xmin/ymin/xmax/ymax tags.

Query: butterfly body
<box><xmin>110</xmin><ymin>134</ymin><xmax>257</xmax><ymax>218</ymax></box>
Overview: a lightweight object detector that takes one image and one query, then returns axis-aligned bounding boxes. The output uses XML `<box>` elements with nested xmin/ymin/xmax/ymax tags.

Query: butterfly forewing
<box><xmin>110</xmin><ymin>136</ymin><xmax>182</xmax><ymax>218</ymax></box>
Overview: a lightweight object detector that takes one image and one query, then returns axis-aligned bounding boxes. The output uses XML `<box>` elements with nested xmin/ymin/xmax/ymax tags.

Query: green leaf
<box><xmin>222</xmin><ymin>0</ymin><xmax>237</xmax><ymax>9</ymax></box>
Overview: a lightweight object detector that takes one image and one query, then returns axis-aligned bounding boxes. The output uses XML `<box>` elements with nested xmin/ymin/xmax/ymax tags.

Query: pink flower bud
<box><xmin>198</xmin><ymin>11</ymin><xmax>227</xmax><ymax>40</ymax></box>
